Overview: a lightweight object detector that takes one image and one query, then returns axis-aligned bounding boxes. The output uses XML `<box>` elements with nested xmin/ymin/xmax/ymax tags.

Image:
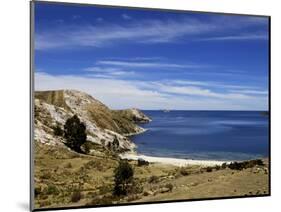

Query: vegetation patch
<box><xmin>113</xmin><ymin>160</ymin><xmax>134</xmax><ymax>196</ymax></box>
<box><xmin>228</xmin><ymin>159</ymin><xmax>264</xmax><ymax>171</ymax></box>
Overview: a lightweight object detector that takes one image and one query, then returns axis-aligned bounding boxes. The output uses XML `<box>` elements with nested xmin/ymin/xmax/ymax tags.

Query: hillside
<box><xmin>34</xmin><ymin>89</ymin><xmax>151</xmax><ymax>152</ymax></box>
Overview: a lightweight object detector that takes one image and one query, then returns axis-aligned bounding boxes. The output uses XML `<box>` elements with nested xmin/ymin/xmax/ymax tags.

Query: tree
<box><xmin>64</xmin><ymin>115</ymin><xmax>86</xmax><ymax>153</ymax></box>
<box><xmin>53</xmin><ymin>124</ymin><xmax>63</xmax><ymax>136</ymax></box>
<box><xmin>113</xmin><ymin>160</ymin><xmax>134</xmax><ymax>196</ymax></box>
<box><xmin>112</xmin><ymin>135</ymin><xmax>119</xmax><ymax>151</ymax></box>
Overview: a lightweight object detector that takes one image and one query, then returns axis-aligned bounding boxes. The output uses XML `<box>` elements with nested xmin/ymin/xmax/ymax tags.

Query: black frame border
<box><xmin>30</xmin><ymin>1</ymin><xmax>271</xmax><ymax>211</ymax></box>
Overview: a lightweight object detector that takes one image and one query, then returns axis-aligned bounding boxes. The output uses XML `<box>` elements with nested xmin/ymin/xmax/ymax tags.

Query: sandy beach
<box><xmin>119</xmin><ymin>152</ymin><xmax>231</xmax><ymax>167</ymax></box>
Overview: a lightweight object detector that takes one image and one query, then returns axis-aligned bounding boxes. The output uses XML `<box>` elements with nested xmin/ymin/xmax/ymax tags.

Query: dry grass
<box><xmin>34</xmin><ymin>142</ymin><xmax>269</xmax><ymax>209</ymax></box>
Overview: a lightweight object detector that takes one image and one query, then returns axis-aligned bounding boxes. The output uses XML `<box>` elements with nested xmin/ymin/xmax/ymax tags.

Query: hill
<box><xmin>34</xmin><ymin>89</ymin><xmax>151</xmax><ymax>152</ymax></box>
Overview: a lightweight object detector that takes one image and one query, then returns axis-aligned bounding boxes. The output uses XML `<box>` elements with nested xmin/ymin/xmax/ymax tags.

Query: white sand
<box><xmin>120</xmin><ymin>152</ymin><xmax>231</xmax><ymax>167</ymax></box>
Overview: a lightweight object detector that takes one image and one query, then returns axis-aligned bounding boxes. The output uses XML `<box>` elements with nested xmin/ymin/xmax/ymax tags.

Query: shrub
<box><xmin>206</xmin><ymin>167</ymin><xmax>213</xmax><ymax>172</ymax></box>
<box><xmin>39</xmin><ymin>200</ymin><xmax>51</xmax><ymax>207</ymax></box>
<box><xmin>53</xmin><ymin>124</ymin><xmax>63</xmax><ymax>136</ymax></box>
<box><xmin>129</xmin><ymin>181</ymin><xmax>143</xmax><ymax>194</ymax></box>
<box><xmin>41</xmin><ymin>171</ymin><xmax>52</xmax><ymax>180</ymax></box>
<box><xmin>64</xmin><ymin>115</ymin><xmax>87</xmax><ymax>153</ymax></box>
<box><xmin>87</xmin><ymin>195</ymin><xmax>117</xmax><ymax>206</ymax></box>
<box><xmin>34</xmin><ymin>186</ymin><xmax>41</xmax><ymax>198</ymax></box>
<box><xmin>113</xmin><ymin>160</ymin><xmax>134</xmax><ymax>196</ymax></box>
<box><xmin>83</xmin><ymin>160</ymin><xmax>104</xmax><ymax>171</ymax></box>
<box><xmin>214</xmin><ymin>165</ymin><xmax>221</xmax><ymax>170</ymax></box>
<box><xmin>148</xmin><ymin>175</ymin><xmax>159</xmax><ymax>184</ymax></box>
<box><xmin>81</xmin><ymin>141</ymin><xmax>92</xmax><ymax>154</ymax></box>
<box><xmin>164</xmin><ymin>183</ymin><xmax>173</xmax><ymax>192</ymax></box>
<box><xmin>112</xmin><ymin>136</ymin><xmax>120</xmax><ymax>151</ymax></box>
<box><xmin>228</xmin><ymin>162</ymin><xmax>243</xmax><ymax>170</ymax></box>
<box><xmin>71</xmin><ymin>191</ymin><xmax>82</xmax><ymax>203</ymax></box>
<box><xmin>228</xmin><ymin>159</ymin><xmax>264</xmax><ymax>171</ymax></box>
<box><xmin>45</xmin><ymin>184</ymin><xmax>59</xmax><ymax>195</ymax></box>
<box><xmin>137</xmin><ymin>158</ymin><xmax>149</xmax><ymax>166</ymax></box>
<box><xmin>64</xmin><ymin>162</ymin><xmax>72</xmax><ymax>169</ymax></box>
<box><xmin>179</xmin><ymin>168</ymin><xmax>189</xmax><ymax>176</ymax></box>
<box><xmin>221</xmin><ymin>163</ymin><xmax>227</xmax><ymax>169</ymax></box>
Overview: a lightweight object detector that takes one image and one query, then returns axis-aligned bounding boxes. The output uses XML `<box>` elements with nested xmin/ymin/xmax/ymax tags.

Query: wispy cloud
<box><xmin>84</xmin><ymin>66</ymin><xmax>135</xmax><ymax>78</ymax></box>
<box><xmin>229</xmin><ymin>89</ymin><xmax>268</xmax><ymax>95</ymax></box>
<box><xmin>199</xmin><ymin>34</ymin><xmax>268</xmax><ymax>41</ymax></box>
<box><xmin>96</xmin><ymin>60</ymin><xmax>204</xmax><ymax>69</ymax></box>
<box><xmin>35</xmin><ymin>16</ymin><xmax>268</xmax><ymax>50</ymax></box>
<box><xmin>155</xmin><ymin>84</ymin><xmax>260</xmax><ymax>100</ymax></box>
<box><xmin>35</xmin><ymin>72</ymin><xmax>268</xmax><ymax>110</ymax></box>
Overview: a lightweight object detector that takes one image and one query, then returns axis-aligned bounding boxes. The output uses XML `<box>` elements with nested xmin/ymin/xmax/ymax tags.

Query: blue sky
<box><xmin>34</xmin><ymin>2</ymin><xmax>269</xmax><ymax>110</ymax></box>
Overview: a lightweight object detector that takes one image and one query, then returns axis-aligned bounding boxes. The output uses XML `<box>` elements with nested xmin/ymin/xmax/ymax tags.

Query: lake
<box><xmin>131</xmin><ymin>111</ymin><xmax>269</xmax><ymax>161</ymax></box>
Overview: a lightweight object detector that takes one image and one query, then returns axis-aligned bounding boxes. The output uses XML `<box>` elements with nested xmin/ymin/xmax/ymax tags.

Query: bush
<box><xmin>41</xmin><ymin>171</ymin><xmax>52</xmax><ymax>180</ymax></box>
<box><xmin>164</xmin><ymin>183</ymin><xmax>173</xmax><ymax>192</ymax></box>
<box><xmin>179</xmin><ymin>168</ymin><xmax>189</xmax><ymax>176</ymax></box>
<box><xmin>206</xmin><ymin>167</ymin><xmax>213</xmax><ymax>172</ymax></box>
<box><xmin>64</xmin><ymin>162</ymin><xmax>72</xmax><ymax>169</ymax></box>
<box><xmin>34</xmin><ymin>186</ymin><xmax>41</xmax><ymax>198</ymax></box>
<box><xmin>53</xmin><ymin>124</ymin><xmax>63</xmax><ymax>136</ymax></box>
<box><xmin>113</xmin><ymin>160</ymin><xmax>134</xmax><ymax>196</ymax></box>
<box><xmin>64</xmin><ymin>115</ymin><xmax>87</xmax><ymax>153</ymax></box>
<box><xmin>228</xmin><ymin>159</ymin><xmax>264</xmax><ymax>171</ymax></box>
<box><xmin>137</xmin><ymin>158</ymin><xmax>149</xmax><ymax>166</ymax></box>
<box><xmin>221</xmin><ymin>163</ymin><xmax>227</xmax><ymax>169</ymax></box>
<box><xmin>45</xmin><ymin>184</ymin><xmax>59</xmax><ymax>195</ymax></box>
<box><xmin>71</xmin><ymin>191</ymin><xmax>82</xmax><ymax>202</ymax></box>
<box><xmin>112</xmin><ymin>136</ymin><xmax>120</xmax><ymax>151</ymax></box>
<box><xmin>148</xmin><ymin>175</ymin><xmax>159</xmax><ymax>184</ymax></box>
<box><xmin>214</xmin><ymin>165</ymin><xmax>221</xmax><ymax>170</ymax></box>
<box><xmin>87</xmin><ymin>195</ymin><xmax>118</xmax><ymax>206</ymax></box>
<box><xmin>228</xmin><ymin>162</ymin><xmax>243</xmax><ymax>170</ymax></box>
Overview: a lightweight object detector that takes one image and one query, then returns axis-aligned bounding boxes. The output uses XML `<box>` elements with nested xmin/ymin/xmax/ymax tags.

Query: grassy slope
<box><xmin>34</xmin><ymin>142</ymin><xmax>269</xmax><ymax>209</ymax></box>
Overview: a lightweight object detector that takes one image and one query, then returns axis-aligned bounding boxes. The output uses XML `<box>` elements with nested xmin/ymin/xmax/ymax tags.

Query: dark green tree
<box><xmin>113</xmin><ymin>160</ymin><xmax>134</xmax><ymax>196</ymax></box>
<box><xmin>64</xmin><ymin>115</ymin><xmax>86</xmax><ymax>153</ymax></box>
<box><xmin>53</xmin><ymin>124</ymin><xmax>63</xmax><ymax>136</ymax></box>
<box><xmin>112</xmin><ymin>135</ymin><xmax>119</xmax><ymax>151</ymax></box>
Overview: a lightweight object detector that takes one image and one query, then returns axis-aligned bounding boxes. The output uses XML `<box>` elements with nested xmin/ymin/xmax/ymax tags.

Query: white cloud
<box><xmin>229</xmin><ymin>89</ymin><xmax>268</xmax><ymax>95</ymax></box>
<box><xmin>35</xmin><ymin>16</ymin><xmax>267</xmax><ymax>50</ymax></box>
<box><xmin>35</xmin><ymin>72</ymin><xmax>268</xmax><ymax>110</ymax></box>
<box><xmin>84</xmin><ymin>66</ymin><xmax>135</xmax><ymax>78</ymax></box>
<box><xmin>96</xmin><ymin>60</ymin><xmax>203</xmax><ymax>69</ymax></box>
<box><xmin>199</xmin><ymin>34</ymin><xmax>268</xmax><ymax>41</ymax></box>
<box><xmin>155</xmin><ymin>84</ymin><xmax>257</xmax><ymax>100</ymax></box>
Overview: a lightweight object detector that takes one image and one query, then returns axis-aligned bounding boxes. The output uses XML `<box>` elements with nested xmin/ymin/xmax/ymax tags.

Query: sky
<box><xmin>34</xmin><ymin>2</ymin><xmax>269</xmax><ymax>110</ymax></box>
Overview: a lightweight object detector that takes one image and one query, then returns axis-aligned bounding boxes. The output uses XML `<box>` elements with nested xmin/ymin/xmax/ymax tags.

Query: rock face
<box><xmin>115</xmin><ymin>108</ymin><xmax>152</xmax><ymax>124</ymax></box>
<box><xmin>34</xmin><ymin>90</ymin><xmax>151</xmax><ymax>153</ymax></box>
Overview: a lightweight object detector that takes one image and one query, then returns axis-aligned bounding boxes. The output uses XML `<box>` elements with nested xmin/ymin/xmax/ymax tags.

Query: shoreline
<box><xmin>123</xmin><ymin>127</ymin><xmax>147</xmax><ymax>137</ymax></box>
<box><xmin>119</xmin><ymin>152</ymin><xmax>232</xmax><ymax>167</ymax></box>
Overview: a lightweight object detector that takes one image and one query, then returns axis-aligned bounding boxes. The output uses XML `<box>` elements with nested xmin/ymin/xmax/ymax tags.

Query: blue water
<box><xmin>131</xmin><ymin>111</ymin><xmax>269</xmax><ymax>161</ymax></box>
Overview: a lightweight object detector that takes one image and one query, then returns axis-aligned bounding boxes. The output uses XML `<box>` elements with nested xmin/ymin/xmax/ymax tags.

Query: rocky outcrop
<box><xmin>34</xmin><ymin>90</ymin><xmax>151</xmax><ymax>153</ymax></box>
<box><xmin>115</xmin><ymin>108</ymin><xmax>152</xmax><ymax>124</ymax></box>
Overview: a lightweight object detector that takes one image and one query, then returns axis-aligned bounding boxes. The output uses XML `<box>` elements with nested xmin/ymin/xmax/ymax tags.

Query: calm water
<box><xmin>131</xmin><ymin>111</ymin><xmax>269</xmax><ymax>161</ymax></box>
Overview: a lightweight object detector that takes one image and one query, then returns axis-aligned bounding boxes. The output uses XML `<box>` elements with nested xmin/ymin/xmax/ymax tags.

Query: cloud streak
<box><xmin>96</xmin><ymin>60</ymin><xmax>204</xmax><ymax>69</ymax></box>
<box><xmin>199</xmin><ymin>34</ymin><xmax>268</xmax><ymax>41</ymax></box>
<box><xmin>35</xmin><ymin>72</ymin><xmax>268</xmax><ymax>110</ymax></box>
<box><xmin>35</xmin><ymin>16</ymin><xmax>268</xmax><ymax>50</ymax></box>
